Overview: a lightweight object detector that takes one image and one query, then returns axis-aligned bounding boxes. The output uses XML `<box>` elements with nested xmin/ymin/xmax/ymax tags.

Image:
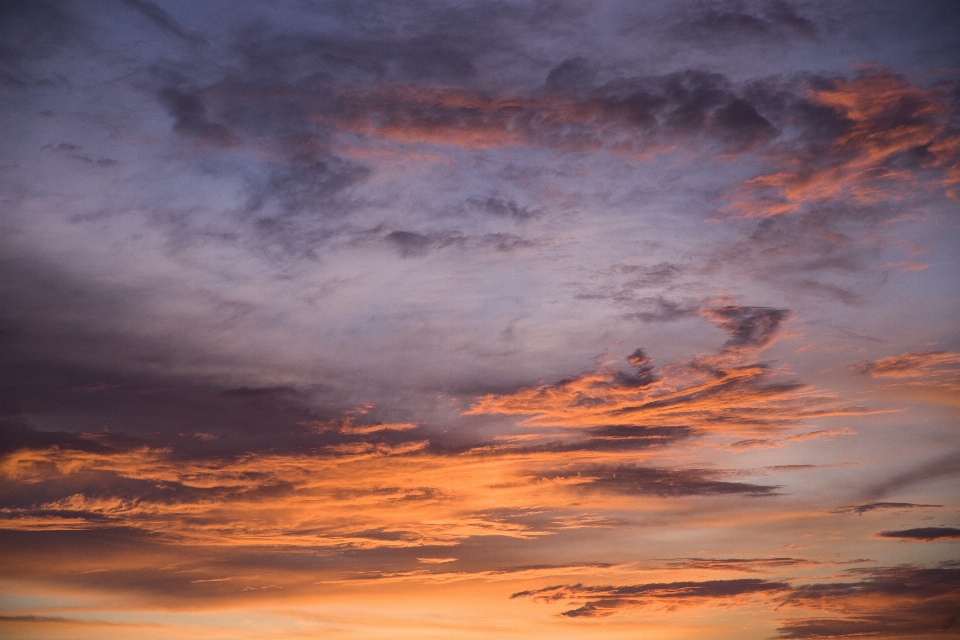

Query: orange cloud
<box><xmin>306</xmin><ymin>72</ymin><xmax>776</xmax><ymax>156</ymax></box>
<box><xmin>6</xmin><ymin>434</ymin><xmax>705</xmax><ymax>549</ymax></box>
<box><xmin>856</xmin><ymin>350</ymin><xmax>960</xmax><ymax>398</ymax></box>
<box><xmin>468</xmin><ymin>307</ymin><xmax>864</xmax><ymax>437</ymax></box>
<box><xmin>726</xmin><ymin>69</ymin><xmax>960</xmax><ymax>217</ymax></box>
<box><xmin>857</xmin><ymin>350</ymin><xmax>960</xmax><ymax>379</ymax></box>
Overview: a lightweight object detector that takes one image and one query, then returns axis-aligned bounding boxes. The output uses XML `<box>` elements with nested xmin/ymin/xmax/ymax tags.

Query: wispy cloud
<box><xmin>831</xmin><ymin>501</ymin><xmax>942</xmax><ymax>515</ymax></box>
<box><xmin>513</xmin><ymin>564</ymin><xmax>960</xmax><ymax>639</ymax></box>
<box><xmin>726</xmin><ymin>69</ymin><xmax>960</xmax><ymax>218</ymax></box>
<box><xmin>467</xmin><ymin>305</ymin><xmax>865</xmax><ymax>436</ymax></box>
<box><xmin>857</xmin><ymin>350</ymin><xmax>960</xmax><ymax>392</ymax></box>
<box><xmin>512</xmin><ymin>577</ymin><xmax>789</xmax><ymax>617</ymax></box>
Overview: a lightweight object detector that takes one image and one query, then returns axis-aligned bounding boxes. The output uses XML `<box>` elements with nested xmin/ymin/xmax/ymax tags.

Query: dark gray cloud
<box><xmin>663</xmin><ymin>557</ymin><xmax>818</xmax><ymax>571</ymax></box>
<box><xmin>43</xmin><ymin>142</ymin><xmax>118</xmax><ymax>167</ymax></box>
<box><xmin>466</xmin><ymin>197</ymin><xmax>538</xmax><ymax>220</ymax></box>
<box><xmin>671</xmin><ymin>0</ymin><xmax>818</xmax><ymax>44</ymax></box>
<box><xmin>776</xmin><ymin>565</ymin><xmax>960</xmax><ymax>638</ymax></box>
<box><xmin>119</xmin><ymin>0</ymin><xmax>202</xmax><ymax>45</ymax></box>
<box><xmin>571</xmin><ymin>261</ymin><xmax>698</xmax><ymax>323</ymax></box>
<box><xmin>427</xmin><ymin>425</ymin><xmax>695</xmax><ymax>456</ymax></box>
<box><xmin>710</xmin><ymin>97</ymin><xmax>780</xmax><ymax>148</ymax></box>
<box><xmin>157</xmin><ymin>87</ymin><xmax>238</xmax><ymax>148</ymax></box>
<box><xmin>512</xmin><ymin>577</ymin><xmax>789</xmax><ymax>617</ymax></box>
<box><xmin>832</xmin><ymin>502</ymin><xmax>942</xmax><ymax>515</ymax></box>
<box><xmin>229</xmin><ymin>12</ymin><xmax>481</xmax><ymax>85</ymax></box>
<box><xmin>862</xmin><ymin>450</ymin><xmax>960</xmax><ymax>501</ymax></box>
<box><xmin>705</xmin><ymin>305</ymin><xmax>790</xmax><ymax>353</ymax></box>
<box><xmin>514</xmin><ymin>564</ymin><xmax>960</xmax><ymax>634</ymax></box>
<box><xmin>876</xmin><ymin>527</ymin><xmax>960</xmax><ymax>541</ymax></box>
<box><xmin>620</xmin><ymin>348</ymin><xmax>657</xmax><ymax>386</ymax></box>
<box><xmin>716</xmin><ymin>211</ymin><xmax>884</xmax><ymax>306</ymax></box>
<box><xmin>622</xmin><ymin>297</ymin><xmax>701</xmax><ymax>323</ymax></box>
<box><xmin>0</xmin><ymin>254</ymin><xmax>431</xmax><ymax>457</ymax></box>
<box><xmin>615</xmin><ymin>263</ymin><xmax>684</xmax><ymax>288</ymax></box>
<box><xmin>385</xmin><ymin>229</ymin><xmax>535</xmax><ymax>257</ymax></box>
<box><xmin>0</xmin><ymin>0</ymin><xmax>74</xmax><ymax>85</ymax></box>
<box><xmin>386</xmin><ymin>230</ymin><xmax>434</xmax><ymax>258</ymax></box>
<box><xmin>545</xmin><ymin>57</ymin><xmax>595</xmax><ymax>90</ymax></box>
<box><xmin>537</xmin><ymin>464</ymin><xmax>779</xmax><ymax>497</ymax></box>
<box><xmin>45</xmin><ymin>2</ymin><xmax>949</xmax><ymax>280</ymax></box>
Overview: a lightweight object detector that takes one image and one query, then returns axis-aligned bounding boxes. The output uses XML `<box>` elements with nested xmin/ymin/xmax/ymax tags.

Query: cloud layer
<box><xmin>2</xmin><ymin>1</ymin><xmax>959</xmax><ymax>639</ymax></box>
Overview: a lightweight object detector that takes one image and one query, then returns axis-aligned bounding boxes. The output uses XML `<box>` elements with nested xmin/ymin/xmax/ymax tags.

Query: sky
<box><xmin>1</xmin><ymin>1</ymin><xmax>959</xmax><ymax>638</ymax></box>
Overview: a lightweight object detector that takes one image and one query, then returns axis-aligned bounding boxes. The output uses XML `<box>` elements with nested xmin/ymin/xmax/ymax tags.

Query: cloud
<box><xmin>157</xmin><ymin>87</ymin><xmax>238</xmax><ymax>148</ymax></box>
<box><xmin>831</xmin><ymin>501</ymin><xmax>942</xmax><ymax>515</ymax></box>
<box><xmin>671</xmin><ymin>1</ymin><xmax>818</xmax><ymax>45</ymax></box>
<box><xmin>862</xmin><ymin>450</ymin><xmax>960</xmax><ymax>500</ymax></box>
<box><xmin>725</xmin><ymin>427</ymin><xmax>855</xmax><ymax>451</ymax></box>
<box><xmin>776</xmin><ymin>565</ymin><xmax>960</xmax><ymax>639</ymax></box>
<box><xmin>0</xmin><ymin>1</ymin><xmax>74</xmax><ymax>85</ymax></box>
<box><xmin>467</xmin><ymin>305</ymin><xmax>861</xmax><ymax>437</ymax></box>
<box><xmin>714</xmin><ymin>207</ymin><xmax>891</xmax><ymax>306</ymax></box>
<box><xmin>87</xmin><ymin>21</ymin><xmax>959</xmax><ymax>282</ymax></box>
<box><xmin>295</xmin><ymin>69</ymin><xmax>783</xmax><ymax>156</ymax></box>
<box><xmin>568</xmin><ymin>264</ymin><xmax>693</xmax><ymax>321</ymax></box>
<box><xmin>511</xmin><ymin>578</ymin><xmax>790</xmax><ymax>617</ymax></box>
<box><xmin>700</xmin><ymin>305</ymin><xmax>790</xmax><ymax>355</ymax></box>
<box><xmin>663</xmin><ymin>557</ymin><xmax>818</xmax><ymax>572</ymax></box>
<box><xmin>857</xmin><ymin>351</ymin><xmax>960</xmax><ymax>390</ymax></box>
<box><xmin>43</xmin><ymin>142</ymin><xmax>118</xmax><ymax>167</ymax></box>
<box><xmin>386</xmin><ymin>230</ymin><xmax>434</xmax><ymax>257</ymax></box>
<box><xmin>246</xmin><ymin>154</ymin><xmax>370</xmax><ymax>219</ymax></box>
<box><xmin>615</xmin><ymin>262</ymin><xmax>684</xmax><ymax>288</ymax></box>
<box><xmin>445</xmin><ymin>424</ymin><xmax>694</xmax><ymax>457</ymax></box>
<box><xmin>513</xmin><ymin>565</ymin><xmax>960</xmax><ymax>637</ymax></box>
<box><xmin>384</xmin><ymin>229</ymin><xmax>536</xmax><ymax>257</ymax></box>
<box><xmin>534</xmin><ymin>464</ymin><xmax>779</xmax><ymax>498</ymax></box>
<box><xmin>119</xmin><ymin>0</ymin><xmax>201</xmax><ymax>45</ymax></box>
<box><xmin>2</xmin><ymin>3</ymin><xmax>958</xmax><ymax>634</ymax></box>
<box><xmin>545</xmin><ymin>57</ymin><xmax>594</xmax><ymax>89</ymax></box>
<box><xmin>466</xmin><ymin>196</ymin><xmax>538</xmax><ymax>220</ymax></box>
<box><xmin>726</xmin><ymin>69</ymin><xmax>960</xmax><ymax>218</ymax></box>
<box><xmin>0</xmin><ymin>406</ymin><xmax>698</xmax><ymax>549</ymax></box>
<box><xmin>466</xmin><ymin>359</ymin><xmax>828</xmax><ymax>434</ymax></box>
<box><xmin>229</xmin><ymin>8</ymin><xmax>483</xmax><ymax>85</ymax></box>
<box><xmin>876</xmin><ymin>527</ymin><xmax>960</xmax><ymax>541</ymax></box>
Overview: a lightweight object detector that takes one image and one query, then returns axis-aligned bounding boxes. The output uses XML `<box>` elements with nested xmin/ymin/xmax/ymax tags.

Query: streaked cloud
<box><xmin>727</xmin><ymin>69</ymin><xmax>960</xmax><ymax>218</ymax></box>
<box><xmin>512</xmin><ymin>577</ymin><xmax>790</xmax><ymax>618</ymax></box>
<box><xmin>875</xmin><ymin>527</ymin><xmax>960</xmax><ymax>541</ymax></box>
<box><xmin>857</xmin><ymin>350</ymin><xmax>960</xmax><ymax>392</ymax></box>
<box><xmin>468</xmin><ymin>305</ymin><xmax>866</xmax><ymax>436</ymax></box>
<box><xmin>514</xmin><ymin>565</ymin><xmax>960</xmax><ymax>639</ymax></box>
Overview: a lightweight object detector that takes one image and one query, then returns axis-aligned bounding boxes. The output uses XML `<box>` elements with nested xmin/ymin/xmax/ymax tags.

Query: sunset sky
<box><xmin>1</xmin><ymin>1</ymin><xmax>959</xmax><ymax>638</ymax></box>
